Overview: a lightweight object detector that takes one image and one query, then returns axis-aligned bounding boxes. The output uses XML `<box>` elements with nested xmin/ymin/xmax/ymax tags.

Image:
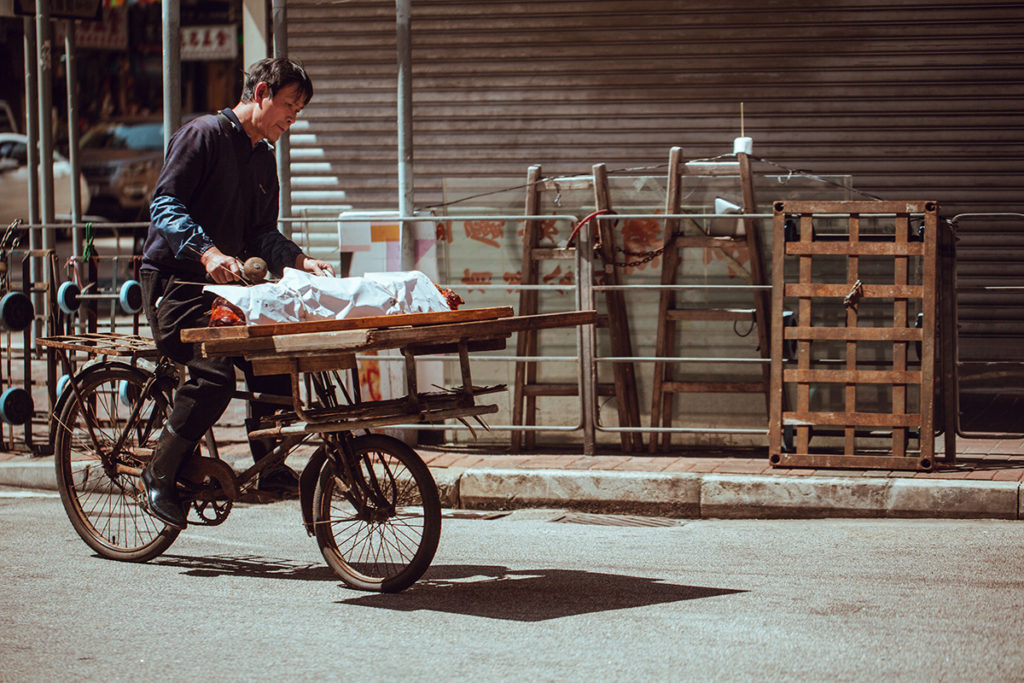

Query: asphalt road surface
<box><xmin>1</xmin><ymin>487</ymin><xmax>1022</xmax><ymax>681</ymax></box>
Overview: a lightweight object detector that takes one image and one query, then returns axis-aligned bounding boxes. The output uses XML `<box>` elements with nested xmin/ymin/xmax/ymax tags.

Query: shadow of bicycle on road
<box><xmin>152</xmin><ymin>556</ymin><xmax>745</xmax><ymax>621</ymax></box>
<box><xmin>154</xmin><ymin>553</ymin><xmax>335</xmax><ymax>581</ymax></box>
<box><xmin>340</xmin><ymin>564</ymin><xmax>746</xmax><ymax>622</ymax></box>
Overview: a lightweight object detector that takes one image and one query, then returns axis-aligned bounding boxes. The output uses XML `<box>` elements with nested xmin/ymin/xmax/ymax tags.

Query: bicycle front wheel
<box><xmin>313</xmin><ymin>434</ymin><xmax>441</xmax><ymax>592</ymax></box>
<box><xmin>54</xmin><ymin>362</ymin><xmax>180</xmax><ymax>562</ymax></box>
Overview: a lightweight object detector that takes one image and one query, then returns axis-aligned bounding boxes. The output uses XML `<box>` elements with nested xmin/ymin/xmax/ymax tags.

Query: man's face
<box><xmin>254</xmin><ymin>81</ymin><xmax>306</xmax><ymax>143</ymax></box>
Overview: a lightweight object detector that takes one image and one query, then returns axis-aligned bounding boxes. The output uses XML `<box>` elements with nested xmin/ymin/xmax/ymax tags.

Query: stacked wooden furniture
<box><xmin>511</xmin><ymin>165</ymin><xmax>642</xmax><ymax>451</ymax></box>
<box><xmin>648</xmin><ymin>146</ymin><xmax>772</xmax><ymax>451</ymax></box>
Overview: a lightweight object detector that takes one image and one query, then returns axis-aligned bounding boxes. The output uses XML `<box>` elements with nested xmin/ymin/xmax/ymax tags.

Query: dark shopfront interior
<box><xmin>0</xmin><ymin>1</ymin><xmax>243</xmax><ymax>153</ymax></box>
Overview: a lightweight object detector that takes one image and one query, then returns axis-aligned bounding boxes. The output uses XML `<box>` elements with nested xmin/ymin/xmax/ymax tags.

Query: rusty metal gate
<box><xmin>768</xmin><ymin>200</ymin><xmax>950</xmax><ymax>471</ymax></box>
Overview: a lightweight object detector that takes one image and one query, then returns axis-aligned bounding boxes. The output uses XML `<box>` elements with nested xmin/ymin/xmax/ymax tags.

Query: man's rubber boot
<box><xmin>140</xmin><ymin>428</ymin><xmax>194</xmax><ymax>529</ymax></box>
<box><xmin>247</xmin><ymin>417</ymin><xmax>298</xmax><ymax>496</ymax></box>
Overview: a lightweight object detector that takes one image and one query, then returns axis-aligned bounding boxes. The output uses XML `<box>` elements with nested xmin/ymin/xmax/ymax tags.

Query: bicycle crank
<box><xmin>177</xmin><ymin>455</ymin><xmax>239</xmax><ymax>526</ymax></box>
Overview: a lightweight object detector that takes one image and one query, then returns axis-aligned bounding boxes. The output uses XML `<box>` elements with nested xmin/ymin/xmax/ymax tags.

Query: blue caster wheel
<box><xmin>0</xmin><ymin>291</ymin><xmax>33</xmax><ymax>331</ymax></box>
<box><xmin>57</xmin><ymin>281</ymin><xmax>81</xmax><ymax>315</ymax></box>
<box><xmin>0</xmin><ymin>387</ymin><xmax>33</xmax><ymax>425</ymax></box>
<box><xmin>56</xmin><ymin>374</ymin><xmax>71</xmax><ymax>398</ymax></box>
<box><xmin>119</xmin><ymin>280</ymin><xmax>143</xmax><ymax>314</ymax></box>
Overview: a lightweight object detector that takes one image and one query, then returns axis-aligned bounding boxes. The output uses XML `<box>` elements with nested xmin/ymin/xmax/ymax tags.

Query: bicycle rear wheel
<box><xmin>54</xmin><ymin>362</ymin><xmax>180</xmax><ymax>562</ymax></box>
<box><xmin>313</xmin><ymin>433</ymin><xmax>441</xmax><ymax>592</ymax></box>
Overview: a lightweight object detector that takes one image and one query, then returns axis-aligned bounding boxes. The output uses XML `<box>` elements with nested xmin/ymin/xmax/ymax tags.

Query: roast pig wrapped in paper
<box><xmin>204</xmin><ymin>268</ymin><xmax>453</xmax><ymax>326</ymax></box>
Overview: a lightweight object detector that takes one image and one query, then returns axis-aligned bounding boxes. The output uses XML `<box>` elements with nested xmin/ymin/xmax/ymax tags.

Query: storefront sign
<box><xmin>181</xmin><ymin>25</ymin><xmax>237</xmax><ymax>61</ymax></box>
<box><xmin>13</xmin><ymin>0</ymin><xmax>100</xmax><ymax>20</ymax></box>
<box><xmin>73</xmin><ymin>7</ymin><xmax>127</xmax><ymax>50</ymax></box>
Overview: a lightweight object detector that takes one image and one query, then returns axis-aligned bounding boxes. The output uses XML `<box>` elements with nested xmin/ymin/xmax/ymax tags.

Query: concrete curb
<box><xmin>2</xmin><ymin>457</ymin><xmax>1021</xmax><ymax>520</ymax></box>
<box><xmin>886</xmin><ymin>478</ymin><xmax>1021</xmax><ymax>520</ymax></box>
<box><xmin>699</xmin><ymin>473</ymin><xmax>1021</xmax><ymax>520</ymax></box>
<box><xmin>455</xmin><ymin>467</ymin><xmax>1022</xmax><ymax>520</ymax></box>
<box><xmin>458</xmin><ymin>468</ymin><xmax>703</xmax><ymax>517</ymax></box>
<box><xmin>0</xmin><ymin>459</ymin><xmax>58</xmax><ymax>491</ymax></box>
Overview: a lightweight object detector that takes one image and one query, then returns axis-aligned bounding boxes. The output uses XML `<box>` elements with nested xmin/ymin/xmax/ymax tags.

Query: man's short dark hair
<box><xmin>240</xmin><ymin>58</ymin><xmax>313</xmax><ymax>105</ymax></box>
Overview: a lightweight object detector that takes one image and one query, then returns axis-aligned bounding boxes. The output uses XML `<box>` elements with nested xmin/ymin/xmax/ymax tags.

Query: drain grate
<box><xmin>549</xmin><ymin>512</ymin><xmax>681</xmax><ymax>527</ymax></box>
<box><xmin>443</xmin><ymin>510</ymin><xmax>512</xmax><ymax>520</ymax></box>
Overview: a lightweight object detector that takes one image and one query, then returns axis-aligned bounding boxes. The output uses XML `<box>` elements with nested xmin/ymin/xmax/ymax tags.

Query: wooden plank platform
<box><xmin>180</xmin><ymin>306</ymin><xmax>514</xmax><ymax>343</ymax></box>
<box><xmin>187</xmin><ymin>310</ymin><xmax>595</xmax><ymax>359</ymax></box>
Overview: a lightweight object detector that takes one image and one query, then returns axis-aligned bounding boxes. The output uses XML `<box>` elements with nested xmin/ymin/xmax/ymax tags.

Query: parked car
<box><xmin>79</xmin><ymin>117</ymin><xmax>166</xmax><ymax>221</ymax></box>
<box><xmin>0</xmin><ymin>132</ymin><xmax>90</xmax><ymax>224</ymax></box>
<box><xmin>0</xmin><ymin>100</ymin><xmax>16</xmax><ymax>134</ymax></box>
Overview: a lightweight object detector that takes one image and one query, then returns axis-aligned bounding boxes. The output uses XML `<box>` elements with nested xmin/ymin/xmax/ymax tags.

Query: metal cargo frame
<box><xmin>768</xmin><ymin>200</ymin><xmax>954</xmax><ymax>471</ymax></box>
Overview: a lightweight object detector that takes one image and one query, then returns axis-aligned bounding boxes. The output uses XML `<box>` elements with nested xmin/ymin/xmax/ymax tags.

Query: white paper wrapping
<box><xmin>204</xmin><ymin>268</ymin><xmax>451</xmax><ymax>325</ymax></box>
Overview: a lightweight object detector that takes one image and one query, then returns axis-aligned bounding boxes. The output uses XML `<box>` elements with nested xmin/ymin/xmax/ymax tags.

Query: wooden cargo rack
<box><xmin>182</xmin><ymin>307</ymin><xmax>596</xmax><ymax>436</ymax></box>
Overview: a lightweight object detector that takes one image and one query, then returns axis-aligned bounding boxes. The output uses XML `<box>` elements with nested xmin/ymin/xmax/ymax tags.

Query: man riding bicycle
<box><xmin>138</xmin><ymin>58</ymin><xmax>335</xmax><ymax>529</ymax></box>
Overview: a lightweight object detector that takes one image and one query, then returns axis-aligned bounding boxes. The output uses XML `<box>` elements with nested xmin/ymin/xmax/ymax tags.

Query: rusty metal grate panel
<box><xmin>549</xmin><ymin>512</ymin><xmax>682</xmax><ymax>527</ymax></box>
<box><xmin>35</xmin><ymin>333</ymin><xmax>160</xmax><ymax>358</ymax></box>
<box><xmin>768</xmin><ymin>201</ymin><xmax>941</xmax><ymax>471</ymax></box>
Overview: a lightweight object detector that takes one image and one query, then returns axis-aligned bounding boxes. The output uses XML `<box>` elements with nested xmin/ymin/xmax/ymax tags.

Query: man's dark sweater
<box><xmin>140</xmin><ymin>108</ymin><xmax>301</xmax><ymax>279</ymax></box>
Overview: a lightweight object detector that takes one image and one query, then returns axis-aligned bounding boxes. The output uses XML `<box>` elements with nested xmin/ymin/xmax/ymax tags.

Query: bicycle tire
<box><xmin>54</xmin><ymin>362</ymin><xmax>180</xmax><ymax>562</ymax></box>
<box><xmin>313</xmin><ymin>433</ymin><xmax>441</xmax><ymax>592</ymax></box>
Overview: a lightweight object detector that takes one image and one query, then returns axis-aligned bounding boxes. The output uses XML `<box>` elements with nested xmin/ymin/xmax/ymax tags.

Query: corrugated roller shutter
<box><xmin>286</xmin><ymin>1</ymin><xmax>396</xmax><ymax>210</ymax></box>
<box><xmin>285</xmin><ymin>0</ymin><xmax>1023</xmax><ymax>439</ymax></box>
<box><xmin>286</xmin><ymin>0</ymin><xmax>1024</xmax><ymax>215</ymax></box>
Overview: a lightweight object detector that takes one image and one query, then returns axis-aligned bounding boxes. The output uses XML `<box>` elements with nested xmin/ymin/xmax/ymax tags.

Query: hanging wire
<box><xmin>417</xmin><ymin>162</ymin><xmax>669</xmax><ymax>212</ymax></box>
<box><xmin>749</xmin><ymin>155</ymin><xmax>885</xmax><ymax>201</ymax></box>
<box><xmin>416</xmin><ymin>153</ymin><xmax>884</xmax><ymax>212</ymax></box>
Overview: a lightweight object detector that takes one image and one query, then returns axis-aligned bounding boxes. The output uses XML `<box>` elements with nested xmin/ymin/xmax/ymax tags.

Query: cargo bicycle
<box><xmin>38</xmin><ymin>308</ymin><xmax>591</xmax><ymax>592</ymax></box>
<box><xmin>40</xmin><ymin>334</ymin><xmax>448</xmax><ymax>592</ymax></box>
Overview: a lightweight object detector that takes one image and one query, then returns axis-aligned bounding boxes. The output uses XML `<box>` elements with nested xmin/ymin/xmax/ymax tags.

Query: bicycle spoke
<box><xmin>312</xmin><ymin>434</ymin><xmax>440</xmax><ymax>592</ymax></box>
<box><xmin>55</xmin><ymin>363</ymin><xmax>179</xmax><ymax>562</ymax></box>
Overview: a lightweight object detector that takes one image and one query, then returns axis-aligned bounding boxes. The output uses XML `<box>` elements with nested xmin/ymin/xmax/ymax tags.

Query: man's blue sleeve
<box><xmin>150</xmin><ymin>194</ymin><xmax>215</xmax><ymax>262</ymax></box>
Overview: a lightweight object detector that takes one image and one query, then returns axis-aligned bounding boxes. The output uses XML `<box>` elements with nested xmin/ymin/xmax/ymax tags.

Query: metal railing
<box><xmin>343</xmin><ymin>211</ymin><xmax>781</xmax><ymax>451</ymax></box>
<box><xmin>4</xmin><ymin>210</ymin><xmax>805</xmax><ymax>453</ymax></box>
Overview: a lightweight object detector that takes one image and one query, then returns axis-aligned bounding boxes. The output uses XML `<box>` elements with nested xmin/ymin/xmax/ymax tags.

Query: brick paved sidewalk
<box><xmin>3</xmin><ymin>430</ymin><xmax>1023</xmax><ymax>483</ymax></box>
<box><xmin>416</xmin><ymin>436</ymin><xmax>1024</xmax><ymax>483</ymax></box>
